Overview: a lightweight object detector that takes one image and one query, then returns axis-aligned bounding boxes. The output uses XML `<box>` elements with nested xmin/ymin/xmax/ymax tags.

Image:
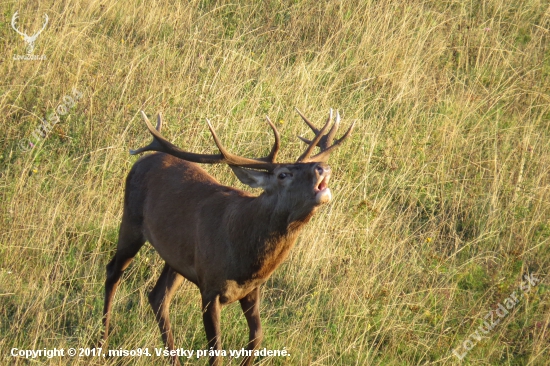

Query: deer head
<box><xmin>132</xmin><ymin>109</ymin><xmax>354</xmax><ymax>219</ymax></box>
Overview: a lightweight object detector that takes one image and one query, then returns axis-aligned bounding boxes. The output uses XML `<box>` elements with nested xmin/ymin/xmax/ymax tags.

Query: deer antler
<box><xmin>131</xmin><ymin>112</ymin><xmax>280</xmax><ymax>171</ymax></box>
<box><xmin>262</xmin><ymin>116</ymin><xmax>280</xmax><ymax>163</ymax></box>
<box><xmin>296</xmin><ymin>108</ymin><xmax>355</xmax><ymax>163</ymax></box>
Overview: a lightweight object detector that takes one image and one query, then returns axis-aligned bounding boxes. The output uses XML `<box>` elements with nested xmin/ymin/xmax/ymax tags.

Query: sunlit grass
<box><xmin>1</xmin><ymin>0</ymin><xmax>549</xmax><ymax>365</ymax></box>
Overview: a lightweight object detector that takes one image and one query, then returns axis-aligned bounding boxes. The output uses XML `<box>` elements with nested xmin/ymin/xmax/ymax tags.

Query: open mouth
<box><xmin>314</xmin><ymin>174</ymin><xmax>332</xmax><ymax>204</ymax></box>
<box><xmin>314</xmin><ymin>175</ymin><xmax>330</xmax><ymax>193</ymax></box>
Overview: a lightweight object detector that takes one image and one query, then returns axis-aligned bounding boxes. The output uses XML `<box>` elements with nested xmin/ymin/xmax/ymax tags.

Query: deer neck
<box><xmin>255</xmin><ymin>191</ymin><xmax>315</xmax><ymax>235</ymax></box>
<box><xmin>229</xmin><ymin>193</ymin><xmax>316</xmax><ymax>280</ymax></box>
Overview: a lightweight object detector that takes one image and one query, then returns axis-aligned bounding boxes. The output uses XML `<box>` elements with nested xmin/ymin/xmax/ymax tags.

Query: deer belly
<box><xmin>217</xmin><ymin>279</ymin><xmax>265</xmax><ymax>304</ymax></box>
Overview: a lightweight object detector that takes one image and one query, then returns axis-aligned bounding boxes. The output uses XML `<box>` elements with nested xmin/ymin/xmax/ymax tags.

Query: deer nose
<box><xmin>316</xmin><ymin>165</ymin><xmax>331</xmax><ymax>176</ymax></box>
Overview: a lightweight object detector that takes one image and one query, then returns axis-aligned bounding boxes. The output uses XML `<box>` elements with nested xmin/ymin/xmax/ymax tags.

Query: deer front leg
<box><xmin>239</xmin><ymin>287</ymin><xmax>263</xmax><ymax>366</ymax></box>
<box><xmin>202</xmin><ymin>293</ymin><xmax>222</xmax><ymax>366</ymax></box>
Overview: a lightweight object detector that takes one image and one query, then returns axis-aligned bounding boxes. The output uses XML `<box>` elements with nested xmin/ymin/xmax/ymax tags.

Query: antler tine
<box><xmin>308</xmin><ymin>121</ymin><xmax>355</xmax><ymax>163</ymax></box>
<box><xmin>295</xmin><ymin>109</ymin><xmax>354</xmax><ymax>163</ymax></box>
<box><xmin>325</xmin><ymin>110</ymin><xmax>340</xmax><ymax>147</ymax></box>
<box><xmin>296</xmin><ymin>109</ymin><xmax>333</xmax><ymax>162</ymax></box>
<box><xmin>297</xmin><ymin>135</ymin><xmax>312</xmax><ymax>145</ymax></box>
<box><xmin>205</xmin><ymin>119</ymin><xmax>279</xmax><ymax>170</ymax></box>
<box><xmin>129</xmin><ymin>112</ymin><xmax>161</xmax><ymax>155</ymax></box>
<box><xmin>263</xmin><ymin>116</ymin><xmax>280</xmax><ymax>163</ymax></box>
<box><xmin>295</xmin><ymin>107</ymin><xmax>320</xmax><ymax>134</ymax></box>
<box><xmin>132</xmin><ymin>111</ymin><xmax>279</xmax><ymax>171</ymax></box>
<box><xmin>156</xmin><ymin>113</ymin><xmax>162</xmax><ymax>132</ymax></box>
<box><xmin>130</xmin><ymin>111</ymin><xmax>224</xmax><ymax>163</ymax></box>
<box><xmin>205</xmin><ymin>118</ymin><xmax>230</xmax><ymax>159</ymax></box>
<box><xmin>299</xmin><ymin>110</ymin><xmax>341</xmax><ymax>149</ymax></box>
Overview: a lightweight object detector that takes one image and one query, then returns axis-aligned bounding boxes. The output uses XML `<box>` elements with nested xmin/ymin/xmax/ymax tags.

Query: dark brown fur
<box><xmin>102</xmin><ymin>153</ymin><xmax>329</xmax><ymax>365</ymax></box>
<box><xmin>101</xmin><ymin>109</ymin><xmax>352</xmax><ymax>366</ymax></box>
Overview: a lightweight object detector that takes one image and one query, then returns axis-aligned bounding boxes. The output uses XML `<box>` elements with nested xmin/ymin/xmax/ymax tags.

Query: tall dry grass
<box><xmin>1</xmin><ymin>0</ymin><xmax>549</xmax><ymax>365</ymax></box>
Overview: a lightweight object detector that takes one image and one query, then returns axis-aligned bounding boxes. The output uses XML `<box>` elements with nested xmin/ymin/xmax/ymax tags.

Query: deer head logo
<box><xmin>11</xmin><ymin>11</ymin><xmax>49</xmax><ymax>55</ymax></box>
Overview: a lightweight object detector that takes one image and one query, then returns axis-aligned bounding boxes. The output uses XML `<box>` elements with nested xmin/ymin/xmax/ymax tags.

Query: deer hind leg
<box><xmin>148</xmin><ymin>263</ymin><xmax>184</xmax><ymax>366</ymax></box>
<box><xmin>102</xmin><ymin>216</ymin><xmax>145</xmax><ymax>344</ymax></box>
<box><xmin>239</xmin><ymin>287</ymin><xmax>263</xmax><ymax>366</ymax></box>
<box><xmin>201</xmin><ymin>292</ymin><xmax>222</xmax><ymax>366</ymax></box>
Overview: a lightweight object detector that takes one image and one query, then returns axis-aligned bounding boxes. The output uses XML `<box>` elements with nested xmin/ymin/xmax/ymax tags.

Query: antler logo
<box><xmin>11</xmin><ymin>11</ymin><xmax>48</xmax><ymax>55</ymax></box>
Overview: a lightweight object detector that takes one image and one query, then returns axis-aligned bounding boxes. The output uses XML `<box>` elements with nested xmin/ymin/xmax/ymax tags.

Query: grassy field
<box><xmin>1</xmin><ymin>0</ymin><xmax>549</xmax><ymax>365</ymax></box>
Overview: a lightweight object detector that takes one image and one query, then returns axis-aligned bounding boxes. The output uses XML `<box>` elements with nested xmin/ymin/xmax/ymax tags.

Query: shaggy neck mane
<box><xmin>228</xmin><ymin>192</ymin><xmax>316</xmax><ymax>279</ymax></box>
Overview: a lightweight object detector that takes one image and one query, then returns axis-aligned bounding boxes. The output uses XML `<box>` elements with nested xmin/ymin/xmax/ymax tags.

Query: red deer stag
<box><xmin>102</xmin><ymin>109</ymin><xmax>354</xmax><ymax>365</ymax></box>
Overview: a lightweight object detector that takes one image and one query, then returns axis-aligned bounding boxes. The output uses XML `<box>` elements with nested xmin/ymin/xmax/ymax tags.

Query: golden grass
<box><xmin>1</xmin><ymin>0</ymin><xmax>549</xmax><ymax>365</ymax></box>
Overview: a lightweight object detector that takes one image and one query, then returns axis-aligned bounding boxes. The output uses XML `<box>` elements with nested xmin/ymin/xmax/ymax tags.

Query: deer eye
<box><xmin>278</xmin><ymin>172</ymin><xmax>292</xmax><ymax>179</ymax></box>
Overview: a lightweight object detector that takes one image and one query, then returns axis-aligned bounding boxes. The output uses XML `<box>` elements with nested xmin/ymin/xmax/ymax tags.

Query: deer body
<box><xmin>130</xmin><ymin>153</ymin><xmax>312</xmax><ymax>300</ymax></box>
<box><xmin>102</xmin><ymin>110</ymin><xmax>353</xmax><ymax>366</ymax></box>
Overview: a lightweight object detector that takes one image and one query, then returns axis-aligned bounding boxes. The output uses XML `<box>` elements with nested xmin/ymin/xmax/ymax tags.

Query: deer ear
<box><xmin>230</xmin><ymin>166</ymin><xmax>270</xmax><ymax>188</ymax></box>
